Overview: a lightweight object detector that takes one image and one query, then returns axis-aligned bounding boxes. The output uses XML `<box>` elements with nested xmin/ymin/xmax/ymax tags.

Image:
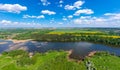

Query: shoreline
<box><xmin>87</xmin><ymin>51</ymin><xmax>96</xmax><ymax>57</ymax></box>
<box><xmin>67</xmin><ymin>50</ymin><xmax>97</xmax><ymax>62</ymax></box>
<box><xmin>0</xmin><ymin>39</ymin><xmax>119</xmax><ymax>47</ymax></box>
<box><xmin>0</xmin><ymin>42</ymin><xmax>8</xmax><ymax>45</ymax></box>
<box><xmin>67</xmin><ymin>50</ymin><xmax>74</xmax><ymax>61</ymax></box>
<box><xmin>7</xmin><ymin>39</ymin><xmax>32</xmax><ymax>43</ymax></box>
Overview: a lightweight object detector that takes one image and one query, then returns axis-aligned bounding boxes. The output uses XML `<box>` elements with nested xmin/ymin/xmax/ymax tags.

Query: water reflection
<box><xmin>0</xmin><ymin>40</ymin><xmax>120</xmax><ymax>59</ymax></box>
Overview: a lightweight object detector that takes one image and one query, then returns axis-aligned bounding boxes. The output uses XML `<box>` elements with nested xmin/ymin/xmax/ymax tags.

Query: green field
<box><xmin>0</xmin><ymin>50</ymin><xmax>120</xmax><ymax>70</ymax></box>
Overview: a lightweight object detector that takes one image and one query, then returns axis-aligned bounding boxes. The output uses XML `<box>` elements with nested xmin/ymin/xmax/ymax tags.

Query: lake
<box><xmin>0</xmin><ymin>40</ymin><xmax>120</xmax><ymax>59</ymax></box>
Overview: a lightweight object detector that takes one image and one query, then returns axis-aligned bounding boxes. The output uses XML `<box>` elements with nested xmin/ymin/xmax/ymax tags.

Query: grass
<box><xmin>100</xmin><ymin>35</ymin><xmax>120</xmax><ymax>38</ymax></box>
<box><xmin>85</xmin><ymin>52</ymin><xmax>120</xmax><ymax>70</ymax></box>
<box><xmin>0</xmin><ymin>50</ymin><xmax>120</xmax><ymax>70</ymax></box>
<box><xmin>0</xmin><ymin>50</ymin><xmax>86</xmax><ymax>70</ymax></box>
<box><xmin>48</xmin><ymin>29</ymin><xmax>104</xmax><ymax>35</ymax></box>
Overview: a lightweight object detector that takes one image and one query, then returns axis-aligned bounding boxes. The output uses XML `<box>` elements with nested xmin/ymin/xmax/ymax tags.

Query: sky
<box><xmin>0</xmin><ymin>0</ymin><xmax>120</xmax><ymax>28</ymax></box>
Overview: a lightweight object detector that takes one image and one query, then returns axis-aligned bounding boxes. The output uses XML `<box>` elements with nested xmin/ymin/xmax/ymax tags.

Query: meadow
<box><xmin>0</xmin><ymin>50</ymin><xmax>120</xmax><ymax>70</ymax></box>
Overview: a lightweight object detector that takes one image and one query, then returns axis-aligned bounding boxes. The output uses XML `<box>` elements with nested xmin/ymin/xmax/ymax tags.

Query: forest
<box><xmin>0</xmin><ymin>28</ymin><xmax>119</xmax><ymax>47</ymax></box>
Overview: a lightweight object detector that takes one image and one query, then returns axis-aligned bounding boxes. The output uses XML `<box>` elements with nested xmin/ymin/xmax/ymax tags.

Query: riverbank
<box><xmin>0</xmin><ymin>42</ymin><xmax>8</xmax><ymax>45</ymax></box>
<box><xmin>7</xmin><ymin>39</ymin><xmax>32</xmax><ymax>43</ymax></box>
<box><xmin>67</xmin><ymin>50</ymin><xmax>97</xmax><ymax>62</ymax></box>
<box><xmin>1</xmin><ymin>37</ymin><xmax>119</xmax><ymax>47</ymax></box>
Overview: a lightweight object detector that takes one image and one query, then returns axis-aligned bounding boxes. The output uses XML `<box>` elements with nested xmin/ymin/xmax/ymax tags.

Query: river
<box><xmin>0</xmin><ymin>40</ymin><xmax>120</xmax><ymax>59</ymax></box>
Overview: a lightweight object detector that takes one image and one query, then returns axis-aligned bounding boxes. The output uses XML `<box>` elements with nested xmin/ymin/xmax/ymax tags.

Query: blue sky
<box><xmin>0</xmin><ymin>0</ymin><xmax>120</xmax><ymax>27</ymax></box>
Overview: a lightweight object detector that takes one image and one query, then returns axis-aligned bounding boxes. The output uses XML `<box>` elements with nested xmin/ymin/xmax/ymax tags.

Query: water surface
<box><xmin>0</xmin><ymin>40</ymin><xmax>120</xmax><ymax>59</ymax></box>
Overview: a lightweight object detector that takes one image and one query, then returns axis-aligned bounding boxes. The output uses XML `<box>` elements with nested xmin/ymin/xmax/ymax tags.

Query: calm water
<box><xmin>0</xmin><ymin>40</ymin><xmax>120</xmax><ymax>59</ymax></box>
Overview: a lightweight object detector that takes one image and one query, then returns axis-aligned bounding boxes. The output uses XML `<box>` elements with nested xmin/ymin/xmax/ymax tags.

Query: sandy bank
<box><xmin>8</xmin><ymin>39</ymin><xmax>32</xmax><ymax>43</ymax></box>
<box><xmin>67</xmin><ymin>50</ymin><xmax>75</xmax><ymax>61</ymax></box>
<box><xmin>88</xmin><ymin>51</ymin><xmax>96</xmax><ymax>57</ymax></box>
<box><xmin>0</xmin><ymin>42</ymin><xmax>8</xmax><ymax>45</ymax></box>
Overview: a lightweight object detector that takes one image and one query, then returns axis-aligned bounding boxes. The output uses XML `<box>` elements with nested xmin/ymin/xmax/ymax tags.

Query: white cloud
<box><xmin>64</xmin><ymin>5</ymin><xmax>75</xmax><ymax>10</ymax></box>
<box><xmin>73</xmin><ymin>16</ymin><xmax>106</xmax><ymax>24</ymax></box>
<box><xmin>59</xmin><ymin>4</ymin><xmax>63</xmax><ymax>7</ymax></box>
<box><xmin>104</xmin><ymin>13</ymin><xmax>120</xmax><ymax>16</ymax></box>
<box><xmin>62</xmin><ymin>18</ymin><xmax>67</xmax><ymax>21</ymax></box>
<box><xmin>0</xmin><ymin>20</ymin><xmax>42</xmax><ymax>27</ymax></box>
<box><xmin>0</xmin><ymin>4</ymin><xmax>27</xmax><ymax>13</ymax></box>
<box><xmin>64</xmin><ymin>1</ymin><xmax>84</xmax><ymax>10</ymax></box>
<box><xmin>23</xmin><ymin>15</ymin><xmax>45</xmax><ymax>19</ymax></box>
<box><xmin>68</xmin><ymin>15</ymin><xmax>73</xmax><ymax>19</ymax></box>
<box><xmin>74</xmin><ymin>1</ymin><xmax>84</xmax><ymax>9</ymax></box>
<box><xmin>104</xmin><ymin>13</ymin><xmax>114</xmax><ymax>16</ymax></box>
<box><xmin>58</xmin><ymin>0</ymin><xmax>64</xmax><ymax>7</ymax></box>
<box><xmin>59</xmin><ymin>0</ymin><xmax>63</xmax><ymax>4</ymax></box>
<box><xmin>1</xmin><ymin>20</ymin><xmax>11</xmax><ymax>25</ymax></box>
<box><xmin>104</xmin><ymin>13</ymin><xmax>120</xmax><ymax>20</ymax></box>
<box><xmin>74</xmin><ymin>9</ymin><xmax>94</xmax><ymax>16</ymax></box>
<box><xmin>58</xmin><ymin>22</ymin><xmax>63</xmax><ymax>25</ymax></box>
<box><xmin>41</xmin><ymin>10</ymin><xmax>56</xmax><ymax>15</ymax></box>
<box><xmin>62</xmin><ymin>16</ymin><xmax>67</xmax><ymax>21</ymax></box>
<box><xmin>73</xmin><ymin>13</ymin><xmax>120</xmax><ymax>27</ymax></box>
<box><xmin>49</xmin><ymin>18</ymin><xmax>55</xmax><ymax>23</ymax></box>
<box><xmin>41</xmin><ymin>0</ymin><xmax>50</xmax><ymax>6</ymax></box>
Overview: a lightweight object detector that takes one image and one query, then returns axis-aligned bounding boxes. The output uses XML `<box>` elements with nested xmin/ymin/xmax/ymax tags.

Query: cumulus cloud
<box><xmin>73</xmin><ymin>13</ymin><xmax>120</xmax><ymax>27</ymax></box>
<box><xmin>1</xmin><ymin>20</ymin><xmax>11</xmax><ymax>24</ymax></box>
<box><xmin>41</xmin><ymin>0</ymin><xmax>50</xmax><ymax>6</ymax></box>
<box><xmin>68</xmin><ymin>15</ymin><xmax>73</xmax><ymax>19</ymax></box>
<box><xmin>0</xmin><ymin>20</ymin><xmax>42</xmax><ymax>27</ymax></box>
<box><xmin>104</xmin><ymin>13</ymin><xmax>120</xmax><ymax>20</ymax></box>
<box><xmin>59</xmin><ymin>0</ymin><xmax>64</xmax><ymax>7</ymax></box>
<box><xmin>73</xmin><ymin>16</ymin><xmax>96</xmax><ymax>24</ymax></box>
<box><xmin>62</xmin><ymin>16</ymin><xmax>67</xmax><ymax>21</ymax></box>
<box><xmin>62</xmin><ymin>18</ymin><xmax>67</xmax><ymax>21</ymax></box>
<box><xmin>23</xmin><ymin>15</ymin><xmax>45</xmax><ymax>19</ymax></box>
<box><xmin>0</xmin><ymin>4</ymin><xmax>27</xmax><ymax>13</ymax></box>
<box><xmin>73</xmin><ymin>16</ymin><xmax>108</xmax><ymax>24</ymax></box>
<box><xmin>41</xmin><ymin>10</ymin><xmax>56</xmax><ymax>15</ymax></box>
<box><xmin>64</xmin><ymin>1</ymin><xmax>84</xmax><ymax>10</ymax></box>
<box><xmin>73</xmin><ymin>1</ymin><xmax>84</xmax><ymax>9</ymax></box>
<box><xmin>64</xmin><ymin>5</ymin><xmax>75</xmax><ymax>10</ymax></box>
<box><xmin>74</xmin><ymin>9</ymin><xmax>94</xmax><ymax>16</ymax></box>
<box><xmin>59</xmin><ymin>0</ymin><xmax>63</xmax><ymax>3</ymax></box>
<box><xmin>58</xmin><ymin>22</ymin><xmax>63</xmax><ymax>25</ymax></box>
